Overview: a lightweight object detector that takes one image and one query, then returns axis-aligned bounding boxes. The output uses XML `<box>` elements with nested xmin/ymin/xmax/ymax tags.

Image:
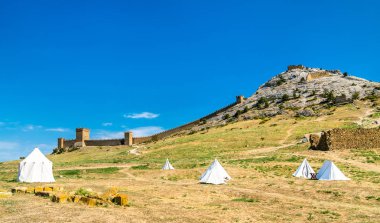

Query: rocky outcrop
<box><xmin>207</xmin><ymin>65</ymin><xmax>380</xmax><ymax>124</ymax></box>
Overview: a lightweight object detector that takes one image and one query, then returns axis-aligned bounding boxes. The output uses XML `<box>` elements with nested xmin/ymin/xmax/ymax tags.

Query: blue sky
<box><xmin>0</xmin><ymin>0</ymin><xmax>379</xmax><ymax>161</ymax></box>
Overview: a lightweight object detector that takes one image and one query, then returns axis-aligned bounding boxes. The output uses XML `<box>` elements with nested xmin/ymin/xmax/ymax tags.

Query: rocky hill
<box><xmin>205</xmin><ymin>65</ymin><xmax>380</xmax><ymax>127</ymax></box>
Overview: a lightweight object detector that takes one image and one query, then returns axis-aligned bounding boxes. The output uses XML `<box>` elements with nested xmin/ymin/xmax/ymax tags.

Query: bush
<box><xmin>222</xmin><ymin>114</ymin><xmax>230</xmax><ymax>120</ymax></box>
<box><xmin>282</xmin><ymin>94</ymin><xmax>290</xmax><ymax>101</ymax></box>
<box><xmin>322</xmin><ymin>90</ymin><xmax>335</xmax><ymax>103</ymax></box>
<box><xmin>75</xmin><ymin>188</ymin><xmax>91</xmax><ymax>197</ymax></box>
<box><xmin>276</xmin><ymin>75</ymin><xmax>286</xmax><ymax>86</ymax></box>
<box><xmin>234</xmin><ymin>110</ymin><xmax>242</xmax><ymax>118</ymax></box>
<box><xmin>257</xmin><ymin>97</ymin><xmax>270</xmax><ymax>109</ymax></box>
<box><xmin>343</xmin><ymin>72</ymin><xmax>348</xmax><ymax>77</ymax></box>
<box><xmin>352</xmin><ymin>92</ymin><xmax>360</xmax><ymax>100</ymax></box>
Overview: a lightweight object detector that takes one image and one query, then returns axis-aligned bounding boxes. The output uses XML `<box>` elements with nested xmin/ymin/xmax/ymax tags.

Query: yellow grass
<box><xmin>0</xmin><ymin>101</ymin><xmax>379</xmax><ymax>222</ymax></box>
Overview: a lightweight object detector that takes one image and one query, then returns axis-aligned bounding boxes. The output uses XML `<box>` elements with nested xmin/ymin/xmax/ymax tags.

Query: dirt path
<box><xmin>356</xmin><ymin>107</ymin><xmax>374</xmax><ymax>126</ymax></box>
<box><xmin>244</xmin><ymin>124</ymin><xmax>298</xmax><ymax>156</ymax></box>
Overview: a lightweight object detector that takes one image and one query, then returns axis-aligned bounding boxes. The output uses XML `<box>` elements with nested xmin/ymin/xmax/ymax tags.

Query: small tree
<box><xmin>352</xmin><ymin>92</ymin><xmax>360</xmax><ymax>100</ymax></box>
<box><xmin>234</xmin><ymin>110</ymin><xmax>242</xmax><ymax>118</ymax></box>
<box><xmin>257</xmin><ymin>97</ymin><xmax>269</xmax><ymax>109</ymax></box>
<box><xmin>223</xmin><ymin>114</ymin><xmax>230</xmax><ymax>120</ymax></box>
<box><xmin>322</xmin><ymin>90</ymin><xmax>335</xmax><ymax>103</ymax></box>
<box><xmin>276</xmin><ymin>75</ymin><xmax>286</xmax><ymax>86</ymax></box>
<box><xmin>282</xmin><ymin>94</ymin><xmax>290</xmax><ymax>101</ymax></box>
<box><xmin>326</xmin><ymin>91</ymin><xmax>335</xmax><ymax>103</ymax></box>
<box><xmin>243</xmin><ymin>106</ymin><xmax>249</xmax><ymax>113</ymax></box>
<box><xmin>343</xmin><ymin>72</ymin><xmax>348</xmax><ymax>77</ymax></box>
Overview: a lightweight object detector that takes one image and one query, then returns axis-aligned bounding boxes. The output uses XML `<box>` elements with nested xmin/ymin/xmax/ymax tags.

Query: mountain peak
<box><xmin>206</xmin><ymin>65</ymin><xmax>380</xmax><ymax>124</ymax></box>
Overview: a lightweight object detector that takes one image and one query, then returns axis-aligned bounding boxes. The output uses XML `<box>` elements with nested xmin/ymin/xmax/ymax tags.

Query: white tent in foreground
<box><xmin>162</xmin><ymin>158</ymin><xmax>175</xmax><ymax>170</ymax></box>
<box><xmin>199</xmin><ymin>159</ymin><xmax>231</xmax><ymax>185</ymax></box>
<box><xmin>316</xmin><ymin>160</ymin><xmax>350</xmax><ymax>181</ymax></box>
<box><xmin>18</xmin><ymin>148</ymin><xmax>55</xmax><ymax>183</ymax></box>
<box><xmin>293</xmin><ymin>158</ymin><xmax>315</xmax><ymax>179</ymax></box>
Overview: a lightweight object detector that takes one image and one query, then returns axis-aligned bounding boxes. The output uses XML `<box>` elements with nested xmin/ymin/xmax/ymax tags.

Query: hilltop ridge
<box><xmin>206</xmin><ymin>65</ymin><xmax>380</xmax><ymax>126</ymax></box>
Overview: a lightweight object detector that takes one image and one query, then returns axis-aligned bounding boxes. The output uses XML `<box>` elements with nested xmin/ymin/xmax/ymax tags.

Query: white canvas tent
<box><xmin>293</xmin><ymin>158</ymin><xmax>315</xmax><ymax>179</ymax></box>
<box><xmin>18</xmin><ymin>148</ymin><xmax>55</xmax><ymax>183</ymax></box>
<box><xmin>162</xmin><ymin>158</ymin><xmax>175</xmax><ymax>170</ymax></box>
<box><xmin>199</xmin><ymin>159</ymin><xmax>231</xmax><ymax>185</ymax></box>
<box><xmin>316</xmin><ymin>160</ymin><xmax>350</xmax><ymax>181</ymax></box>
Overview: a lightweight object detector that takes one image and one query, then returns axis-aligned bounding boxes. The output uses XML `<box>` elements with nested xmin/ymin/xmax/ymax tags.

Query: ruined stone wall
<box><xmin>85</xmin><ymin>139</ymin><xmax>124</xmax><ymax>147</ymax></box>
<box><xmin>63</xmin><ymin>139</ymin><xmax>76</xmax><ymax>148</ymax></box>
<box><xmin>306</xmin><ymin>71</ymin><xmax>332</xmax><ymax>81</ymax></box>
<box><xmin>312</xmin><ymin>128</ymin><xmax>380</xmax><ymax>150</ymax></box>
<box><xmin>287</xmin><ymin>65</ymin><xmax>305</xmax><ymax>71</ymax></box>
<box><xmin>57</xmin><ymin>100</ymin><xmax>239</xmax><ymax>149</ymax></box>
<box><xmin>133</xmin><ymin>136</ymin><xmax>153</xmax><ymax>144</ymax></box>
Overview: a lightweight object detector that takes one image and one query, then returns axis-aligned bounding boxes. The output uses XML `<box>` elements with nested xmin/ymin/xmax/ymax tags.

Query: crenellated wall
<box><xmin>62</xmin><ymin>139</ymin><xmax>76</xmax><ymax>148</ymax></box>
<box><xmin>85</xmin><ymin>139</ymin><xmax>124</xmax><ymax>147</ymax></box>
<box><xmin>57</xmin><ymin>97</ymin><xmax>242</xmax><ymax>150</ymax></box>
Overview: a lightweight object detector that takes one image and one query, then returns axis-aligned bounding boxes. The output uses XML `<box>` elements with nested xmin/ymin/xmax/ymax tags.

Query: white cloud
<box><xmin>0</xmin><ymin>141</ymin><xmax>19</xmax><ymax>151</ymax></box>
<box><xmin>93</xmin><ymin>126</ymin><xmax>164</xmax><ymax>139</ymax></box>
<box><xmin>93</xmin><ymin>130</ymin><xmax>124</xmax><ymax>139</ymax></box>
<box><xmin>102</xmin><ymin>122</ymin><xmax>113</xmax><ymax>127</ymax></box>
<box><xmin>45</xmin><ymin>128</ymin><xmax>70</xmax><ymax>132</ymax></box>
<box><xmin>130</xmin><ymin>126</ymin><xmax>165</xmax><ymax>137</ymax></box>
<box><xmin>0</xmin><ymin>141</ymin><xmax>21</xmax><ymax>162</ymax></box>
<box><xmin>124</xmin><ymin>112</ymin><xmax>159</xmax><ymax>119</ymax></box>
<box><xmin>22</xmin><ymin>125</ymin><xmax>43</xmax><ymax>132</ymax></box>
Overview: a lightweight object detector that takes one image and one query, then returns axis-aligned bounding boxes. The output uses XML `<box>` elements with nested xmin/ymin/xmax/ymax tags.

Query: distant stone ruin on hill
<box><xmin>309</xmin><ymin>128</ymin><xmax>380</xmax><ymax>151</ymax></box>
<box><xmin>54</xmin><ymin>96</ymin><xmax>245</xmax><ymax>153</ymax></box>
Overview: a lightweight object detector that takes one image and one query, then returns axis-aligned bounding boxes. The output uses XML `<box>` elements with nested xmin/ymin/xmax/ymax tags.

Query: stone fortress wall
<box><xmin>57</xmin><ymin>96</ymin><xmax>244</xmax><ymax>149</ymax></box>
<box><xmin>310</xmin><ymin>128</ymin><xmax>380</xmax><ymax>151</ymax></box>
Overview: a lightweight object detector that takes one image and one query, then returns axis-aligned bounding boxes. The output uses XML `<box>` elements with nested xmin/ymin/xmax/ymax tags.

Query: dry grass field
<box><xmin>1</xmin><ymin>101</ymin><xmax>380</xmax><ymax>223</ymax></box>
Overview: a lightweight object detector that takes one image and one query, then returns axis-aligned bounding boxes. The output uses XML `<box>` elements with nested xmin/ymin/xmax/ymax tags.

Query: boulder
<box><xmin>309</xmin><ymin>134</ymin><xmax>321</xmax><ymax>150</ymax></box>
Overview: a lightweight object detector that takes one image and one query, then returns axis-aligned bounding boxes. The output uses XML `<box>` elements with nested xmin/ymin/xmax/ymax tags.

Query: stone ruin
<box><xmin>55</xmin><ymin>96</ymin><xmax>245</xmax><ymax>152</ymax></box>
<box><xmin>309</xmin><ymin>128</ymin><xmax>380</xmax><ymax>151</ymax></box>
<box><xmin>11</xmin><ymin>186</ymin><xmax>128</xmax><ymax>207</ymax></box>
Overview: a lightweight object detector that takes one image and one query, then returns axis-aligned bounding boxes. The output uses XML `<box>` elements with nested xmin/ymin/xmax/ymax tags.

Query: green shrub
<box><xmin>232</xmin><ymin>197</ymin><xmax>259</xmax><ymax>203</ymax></box>
<box><xmin>222</xmin><ymin>114</ymin><xmax>230</xmax><ymax>120</ymax></box>
<box><xmin>282</xmin><ymin>94</ymin><xmax>290</xmax><ymax>101</ymax></box>
<box><xmin>352</xmin><ymin>92</ymin><xmax>360</xmax><ymax>100</ymax></box>
<box><xmin>75</xmin><ymin>188</ymin><xmax>91</xmax><ymax>197</ymax></box>
<box><xmin>131</xmin><ymin>164</ymin><xmax>149</xmax><ymax>170</ymax></box>
<box><xmin>86</xmin><ymin>167</ymin><xmax>120</xmax><ymax>174</ymax></box>
<box><xmin>234</xmin><ymin>110</ymin><xmax>242</xmax><ymax>118</ymax></box>
<box><xmin>57</xmin><ymin>169</ymin><xmax>81</xmax><ymax>176</ymax></box>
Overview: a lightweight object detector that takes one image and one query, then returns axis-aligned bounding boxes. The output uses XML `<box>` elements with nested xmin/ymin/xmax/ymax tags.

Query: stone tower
<box><xmin>124</xmin><ymin>131</ymin><xmax>133</xmax><ymax>146</ymax></box>
<box><xmin>57</xmin><ymin>138</ymin><xmax>65</xmax><ymax>149</ymax></box>
<box><xmin>236</xmin><ymin>95</ymin><xmax>245</xmax><ymax>104</ymax></box>
<box><xmin>76</xmin><ymin>128</ymin><xmax>90</xmax><ymax>145</ymax></box>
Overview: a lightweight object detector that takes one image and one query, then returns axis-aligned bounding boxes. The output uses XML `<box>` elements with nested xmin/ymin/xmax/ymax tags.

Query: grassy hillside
<box><xmin>1</xmin><ymin>101</ymin><xmax>380</xmax><ymax>222</ymax></box>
